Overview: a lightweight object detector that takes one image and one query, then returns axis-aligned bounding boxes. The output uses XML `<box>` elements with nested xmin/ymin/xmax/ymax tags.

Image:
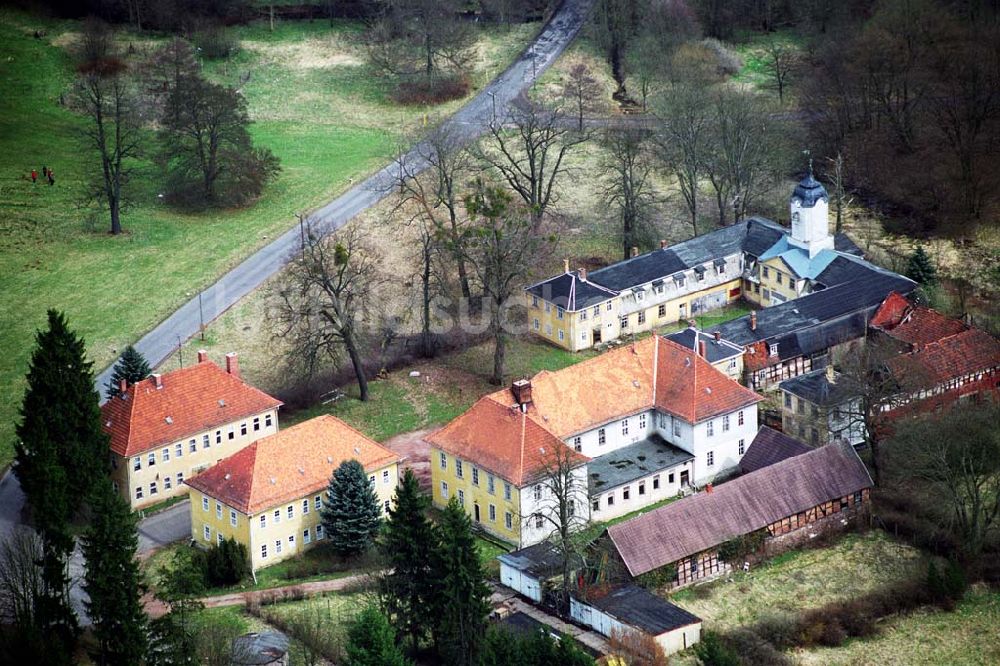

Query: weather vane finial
<box><xmin>803</xmin><ymin>148</ymin><xmax>813</xmax><ymax>177</ymax></box>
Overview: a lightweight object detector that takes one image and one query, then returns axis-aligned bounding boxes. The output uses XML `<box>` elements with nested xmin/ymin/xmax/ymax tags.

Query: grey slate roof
<box><xmin>525</xmin><ymin>271</ymin><xmax>617</xmax><ymax>312</ymax></box>
<box><xmin>607</xmin><ymin>443</ymin><xmax>874</xmax><ymax>576</ymax></box>
<box><xmin>498</xmin><ymin>541</ymin><xmax>583</xmax><ymax>578</ymax></box>
<box><xmin>231</xmin><ymin>632</ymin><xmax>289</xmax><ymax>665</ymax></box>
<box><xmin>587</xmin><ymin>248</ymin><xmax>688</xmax><ymax>291</ymax></box>
<box><xmin>739</xmin><ymin>426</ymin><xmax>812</xmax><ymax>474</ymax></box>
<box><xmin>791</xmin><ymin>173</ymin><xmax>830</xmax><ymax>207</ymax></box>
<box><xmin>582</xmin><ymin>584</ymin><xmax>701</xmax><ymax>635</ymax></box>
<box><xmin>742</xmin><ymin>217</ymin><xmax>787</xmax><ymax>258</ymax></box>
<box><xmin>666</xmin><ymin>327</ymin><xmax>744</xmax><ymax>363</ymax></box>
<box><xmin>780</xmin><ymin>369</ymin><xmax>857</xmax><ymax>406</ymax></box>
<box><xmin>588</xmin><ymin>435</ymin><xmax>694</xmax><ymax>494</ymax></box>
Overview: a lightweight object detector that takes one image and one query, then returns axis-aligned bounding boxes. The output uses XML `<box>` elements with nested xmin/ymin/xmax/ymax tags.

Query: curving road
<box><xmin>93</xmin><ymin>0</ymin><xmax>594</xmax><ymax>398</ymax></box>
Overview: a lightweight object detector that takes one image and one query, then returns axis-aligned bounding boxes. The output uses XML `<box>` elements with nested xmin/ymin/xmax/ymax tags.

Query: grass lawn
<box><xmin>0</xmin><ymin>10</ymin><xmax>536</xmax><ymax>469</ymax></box>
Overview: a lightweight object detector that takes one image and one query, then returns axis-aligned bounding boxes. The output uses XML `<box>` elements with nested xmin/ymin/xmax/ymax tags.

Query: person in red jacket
<box><xmin>30</xmin><ymin>169</ymin><xmax>37</xmax><ymax>183</ymax></box>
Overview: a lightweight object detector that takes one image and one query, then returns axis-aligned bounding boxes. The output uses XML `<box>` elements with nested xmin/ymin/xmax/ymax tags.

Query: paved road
<box><xmin>93</xmin><ymin>0</ymin><xmax>594</xmax><ymax>399</ymax></box>
<box><xmin>137</xmin><ymin>500</ymin><xmax>193</xmax><ymax>555</ymax></box>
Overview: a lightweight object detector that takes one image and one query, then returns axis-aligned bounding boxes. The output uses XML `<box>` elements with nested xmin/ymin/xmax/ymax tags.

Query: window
<box><xmin>148</xmin><ymin>452</ymin><xmax>156</xmax><ymax>467</ymax></box>
<box><xmin>854</xmin><ymin>491</ymin><xmax>863</xmax><ymax>504</ymax></box>
<box><xmin>177</xmin><ymin>472</ymin><xmax>184</xmax><ymax>486</ymax></box>
<box><xmin>135</xmin><ymin>486</ymin><xmax>143</xmax><ymax>500</ymax></box>
<box><xmin>287</xmin><ymin>505</ymin><xmax>294</xmax><ymax>519</ymax></box>
<box><xmin>457</xmin><ymin>490</ymin><xmax>465</xmax><ymax>507</ymax></box>
<box><xmin>658</xmin><ymin>304</ymin><xmax>666</xmax><ymax>318</ymax></box>
<box><xmin>607</xmin><ymin>302</ymin><xmax>613</xmax><ymax>311</ymax></box>
<box><xmin>275</xmin><ymin>540</ymin><xmax>282</xmax><ymax>555</ymax></box>
<box><xmin>314</xmin><ymin>495</ymin><xmax>322</xmax><ymax>511</ymax></box>
<box><xmin>203</xmin><ymin>525</ymin><xmax>210</xmax><ymax>541</ymax></box>
<box><xmin>811</xmin><ymin>428</ymin><xmax>819</xmax><ymax>445</ymax></box>
<box><xmin>598</xmin><ymin>428</ymin><xmax>606</xmax><ymax>445</ymax></box>
<box><xmin>776</xmin><ymin>271</ymin><xmax>783</xmax><ymax>285</ymax></box>
<box><xmin>189</xmin><ymin>438</ymin><xmax>197</xmax><ymax>453</ymax></box>
<box><xmin>811</xmin><ymin>404</ymin><xmax>819</xmax><ymax>417</ymax></box>
<box><xmin>763</xmin><ymin>266</ymin><xmax>770</xmax><ymax>278</ymax></box>
<box><xmin>544</xmin><ymin>303</ymin><xmax>551</xmax><ymax>313</ymax></box>
<box><xmin>738</xmin><ymin>410</ymin><xmax>744</xmax><ymax>426</ymax></box>
<box><xmin>261</xmin><ymin>544</ymin><xmax>267</xmax><ymax>559</ymax></box>
<box><xmin>230</xmin><ymin>510</ymin><xmax>237</xmax><ymax>526</ymax></box>
<box><xmin>149</xmin><ymin>481</ymin><xmax>158</xmax><ymax>495</ymax></box>
<box><xmin>228</xmin><ymin>427</ymin><xmax>235</xmax><ymax>441</ymax></box>
<box><xmin>784</xmin><ymin>392</ymin><xmax>792</xmax><ymax>408</ymax></box>
<box><xmin>455</xmin><ymin>459</ymin><xmax>463</xmax><ymax>479</ymax></box>
<box><xmin>133</xmin><ymin>457</ymin><xmax>141</xmax><ymax>471</ymax></box>
<box><xmin>717</xmin><ymin>262</ymin><xmax>725</xmax><ymax>275</ymax></box>
<box><xmin>673</xmin><ymin>420</ymin><xmax>681</xmax><ymax>438</ymax></box>
<box><xmin>253</xmin><ymin>417</ymin><xmax>260</xmax><ymax>432</ymax></box>
<box><xmin>573</xmin><ymin>436</ymin><xmax>582</xmax><ymax>452</ymax></box>
<box><xmin>707</xmin><ymin>420</ymin><xmax>714</xmax><ymax>437</ymax></box>
<box><xmin>738</xmin><ymin>439</ymin><xmax>746</xmax><ymax>455</ymax></box>
<box><xmin>677</xmin><ymin>276</ymin><xmax>686</xmax><ymax>288</ymax></box>
<box><xmin>288</xmin><ymin>534</ymin><xmax>295</xmax><ymax>547</ymax></box>
<box><xmin>722</xmin><ymin>415</ymin><xmax>730</xmax><ymax>432</ymax></box>
<box><xmin>580</xmin><ymin>310</ymin><xmax>588</xmax><ymax>321</ymax></box>
<box><xmin>638</xmin><ymin>413</ymin><xmax>646</xmax><ymax>429</ymax></box>
<box><xmin>638</xmin><ymin>311</ymin><xmax>646</xmax><ymax>325</ymax></box>
<box><xmin>620</xmin><ymin>315</ymin><xmax>629</xmax><ymax>329</ymax></box>
<box><xmin>621</xmin><ymin>419</ymin><xmax>629</xmax><ymax>436</ymax></box>
<box><xmin>532</xmin><ymin>296</ymin><xmax>539</xmax><ymax>308</ymax></box>
<box><xmin>487</xmin><ymin>474</ymin><xmax>495</xmax><ymax>494</ymax></box>
<box><xmin>273</xmin><ymin>509</ymin><xmax>281</xmax><ymax>524</ymax></box>
<box><xmin>770</xmin><ymin>343</ymin><xmax>779</xmax><ymax>356</ymax></box>
<box><xmin>592</xmin><ymin>499</ymin><xmax>600</xmax><ymax>512</ymax></box>
<box><xmin>260</xmin><ymin>514</ymin><xmax>266</xmax><ymax>528</ymax></box>
<box><xmin>315</xmin><ymin>524</ymin><xmax>324</xmax><ymax>539</ymax></box>
<box><xmin>265</xmin><ymin>414</ymin><xmax>273</xmax><ymax>428</ymax></box>
<box><xmin>240</xmin><ymin>422</ymin><xmax>247</xmax><ymax>437</ymax></box>
<box><xmin>668</xmin><ymin>472</ymin><xmax>675</xmax><ymax>484</ymax></box>
<box><xmin>557</xmin><ymin>307</ymin><xmax>564</xmax><ymax>320</ymax></box>
<box><xmin>216</xmin><ymin>502</ymin><xmax>222</xmax><ymax>519</ymax></box>
<box><xmin>534</xmin><ymin>485</ymin><xmax>542</xmax><ymax>501</ymax></box>
<box><xmin>833</xmin><ymin>407</ymin><xmax>842</xmax><ymax>420</ymax></box>
<box><xmin>707</xmin><ymin>451</ymin><xmax>715</xmax><ymax>467</ymax></box>
<box><xmin>505</xmin><ymin>512</ymin><xmax>513</xmax><ymax>530</ymax></box>
<box><xmin>302</xmin><ymin>499</ymin><xmax>309</xmax><ymax>515</ymax></box>
<box><xmin>504</xmin><ymin>483</ymin><xmax>512</xmax><ymax>501</ymax></box>
<box><xmin>623</xmin><ymin>486</ymin><xmax>631</xmax><ymax>501</ymax></box>
<box><xmin>797</xmin><ymin>398</ymin><xmax>805</xmax><ymax>415</ymax></box>
<box><xmin>303</xmin><ymin>529</ymin><xmax>312</xmax><ymax>544</ymax></box>
<box><xmin>175</xmin><ymin>442</ymin><xmax>182</xmax><ymax>458</ymax></box>
<box><xmin>653</xmin><ymin>475</ymin><xmax>660</xmax><ymax>490</ymax></box>
<box><xmin>439</xmin><ymin>452</ymin><xmax>447</xmax><ymax>469</ymax></box>
<box><xmin>607</xmin><ymin>494</ymin><xmax>615</xmax><ymax>507</ymax></box>
<box><xmin>534</xmin><ymin>514</ymin><xmax>543</xmax><ymax>529</ymax></box>
<box><xmin>472</xmin><ymin>468</ymin><xmax>479</xmax><ymax>486</ymax></box>
<box><xmin>728</xmin><ymin>358</ymin><xmax>737</xmax><ymax>371</ymax></box>
<box><xmin>164</xmin><ymin>476</ymin><xmax>172</xmax><ymax>490</ymax></box>
<box><xmin>383</xmin><ymin>469</ymin><xmax>391</xmax><ymax>484</ymax></box>
<box><xmin>533</xmin><ymin>318</ymin><xmax>540</xmax><ymax>330</ymax></box>
<box><xmin>489</xmin><ymin>504</ymin><xmax>496</xmax><ymax>521</ymax></box>
<box><xmin>639</xmin><ymin>481</ymin><xmax>646</xmax><ymax>495</ymax></box>
<box><xmin>441</xmin><ymin>481</ymin><xmax>449</xmax><ymax>499</ymax></box>
<box><xmin>558</xmin><ymin>329</ymin><xmax>565</xmax><ymax>341</ymax></box>
<box><xmin>217</xmin><ymin>533</ymin><xmax>224</xmax><ymax>545</ymax></box>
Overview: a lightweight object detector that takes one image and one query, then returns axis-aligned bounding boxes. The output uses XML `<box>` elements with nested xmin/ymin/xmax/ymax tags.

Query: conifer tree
<box><xmin>433</xmin><ymin>498</ymin><xmax>491</xmax><ymax>666</ymax></box>
<box><xmin>905</xmin><ymin>246</ymin><xmax>938</xmax><ymax>287</ymax></box>
<box><xmin>15</xmin><ymin>310</ymin><xmax>110</xmax><ymax>653</ymax></box>
<box><xmin>82</xmin><ymin>480</ymin><xmax>148</xmax><ymax>665</ymax></box>
<box><xmin>321</xmin><ymin>460</ymin><xmax>382</xmax><ymax>557</ymax></box>
<box><xmin>105</xmin><ymin>344</ymin><xmax>151</xmax><ymax>398</ymax></box>
<box><xmin>344</xmin><ymin>605</ymin><xmax>411</xmax><ymax>666</ymax></box>
<box><xmin>380</xmin><ymin>469</ymin><xmax>438</xmax><ymax>652</ymax></box>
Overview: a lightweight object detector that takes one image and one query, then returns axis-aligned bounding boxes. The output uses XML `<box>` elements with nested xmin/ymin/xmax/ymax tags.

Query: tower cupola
<box><xmin>788</xmin><ymin>162</ymin><xmax>833</xmax><ymax>258</ymax></box>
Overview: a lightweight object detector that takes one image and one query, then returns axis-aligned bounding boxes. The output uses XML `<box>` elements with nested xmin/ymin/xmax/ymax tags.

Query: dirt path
<box><xmin>144</xmin><ymin>572</ymin><xmax>371</xmax><ymax>619</ymax></box>
<box><xmin>382</xmin><ymin>427</ymin><xmax>438</xmax><ymax>492</ymax></box>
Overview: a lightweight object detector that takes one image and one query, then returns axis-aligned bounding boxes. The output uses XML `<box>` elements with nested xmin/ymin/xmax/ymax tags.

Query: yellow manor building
<box><xmin>184</xmin><ymin>414</ymin><xmax>400</xmax><ymax>571</ymax></box>
<box><xmin>103</xmin><ymin>351</ymin><xmax>282</xmax><ymax>510</ymax></box>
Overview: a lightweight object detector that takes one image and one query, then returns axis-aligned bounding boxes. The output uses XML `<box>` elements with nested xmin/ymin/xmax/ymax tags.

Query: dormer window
<box><xmin>769</xmin><ymin>343</ymin><xmax>779</xmax><ymax>356</ymax></box>
<box><xmin>532</xmin><ymin>296</ymin><xmax>539</xmax><ymax>308</ymax></box>
<box><xmin>556</xmin><ymin>307</ymin><xmax>564</xmax><ymax>320</ymax></box>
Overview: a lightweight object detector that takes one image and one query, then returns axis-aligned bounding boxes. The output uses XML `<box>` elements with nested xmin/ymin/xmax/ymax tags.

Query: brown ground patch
<box><xmin>382</xmin><ymin>426</ymin><xmax>437</xmax><ymax>492</ymax></box>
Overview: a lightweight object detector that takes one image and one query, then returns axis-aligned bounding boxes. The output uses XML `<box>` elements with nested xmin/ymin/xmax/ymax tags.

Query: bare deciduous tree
<box><xmin>763</xmin><ymin>41</ymin><xmax>798</xmax><ymax>104</ymax></box>
<box><xmin>478</xmin><ymin>103</ymin><xmax>587</xmax><ymax>228</ymax></box>
<box><xmin>654</xmin><ymin>83</ymin><xmax>712</xmax><ymax>236</ymax></box>
<box><xmin>563</xmin><ymin>61</ymin><xmax>604</xmax><ymax>130</ymax></box>
<box><xmin>824</xmin><ymin>151</ymin><xmax>852</xmax><ymax>234</ymax></box>
<box><xmin>608</xmin><ymin>626</ymin><xmax>669</xmax><ymax>666</ymax></box>
<box><xmin>271</xmin><ymin>224</ymin><xmax>382</xmax><ymax>401</ymax></box>
<box><xmin>602</xmin><ymin>128</ymin><xmax>657</xmax><ymax>259</ymax></box>
<box><xmin>0</xmin><ymin>529</ymin><xmax>43</xmax><ymax>635</ymax></box>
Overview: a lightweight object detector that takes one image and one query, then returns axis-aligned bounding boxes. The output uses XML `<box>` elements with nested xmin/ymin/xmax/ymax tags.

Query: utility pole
<box><xmin>199</xmin><ymin>292</ymin><xmax>205</xmax><ymax>341</ymax></box>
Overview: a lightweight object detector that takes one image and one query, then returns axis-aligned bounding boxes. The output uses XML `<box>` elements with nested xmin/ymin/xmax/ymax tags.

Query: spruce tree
<box><xmin>321</xmin><ymin>460</ymin><xmax>382</xmax><ymax>557</ymax></box>
<box><xmin>15</xmin><ymin>310</ymin><xmax>110</xmax><ymax>653</ymax></box>
<box><xmin>105</xmin><ymin>344</ymin><xmax>151</xmax><ymax>398</ymax></box>
<box><xmin>380</xmin><ymin>469</ymin><xmax>438</xmax><ymax>653</ymax></box>
<box><xmin>433</xmin><ymin>498</ymin><xmax>491</xmax><ymax>666</ymax></box>
<box><xmin>82</xmin><ymin>480</ymin><xmax>148</xmax><ymax>665</ymax></box>
<box><xmin>344</xmin><ymin>606</ymin><xmax>411</xmax><ymax>666</ymax></box>
<box><xmin>905</xmin><ymin>246</ymin><xmax>938</xmax><ymax>287</ymax></box>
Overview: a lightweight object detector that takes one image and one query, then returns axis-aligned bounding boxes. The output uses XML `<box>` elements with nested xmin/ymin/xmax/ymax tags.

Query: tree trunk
<box><xmin>491</xmin><ymin>309</ymin><xmax>506</xmax><ymax>386</ymax></box>
<box><xmin>343</xmin><ymin>326</ymin><xmax>369</xmax><ymax>401</ymax></box>
<box><xmin>421</xmin><ymin>240</ymin><xmax>434</xmax><ymax>358</ymax></box>
<box><xmin>110</xmin><ymin>200</ymin><xmax>122</xmax><ymax>235</ymax></box>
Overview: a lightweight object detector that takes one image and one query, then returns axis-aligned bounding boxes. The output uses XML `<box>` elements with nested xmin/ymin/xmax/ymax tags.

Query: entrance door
<box><xmin>679</xmin><ymin>303</ymin><xmax>687</xmax><ymax>320</ymax></box>
<box><xmin>680</xmin><ymin>470</ymin><xmax>690</xmax><ymax>486</ymax></box>
<box><xmin>592</xmin><ymin>328</ymin><xmax>602</xmax><ymax>344</ymax></box>
<box><xmin>474</xmin><ymin>503</ymin><xmax>481</xmax><ymax>523</ymax></box>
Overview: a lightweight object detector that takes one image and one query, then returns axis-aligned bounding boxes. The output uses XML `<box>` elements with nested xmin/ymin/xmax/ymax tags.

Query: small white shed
<box><xmin>498</xmin><ymin>541</ymin><xmax>577</xmax><ymax>603</ymax></box>
<box><xmin>570</xmin><ymin>585</ymin><xmax>701</xmax><ymax>657</ymax></box>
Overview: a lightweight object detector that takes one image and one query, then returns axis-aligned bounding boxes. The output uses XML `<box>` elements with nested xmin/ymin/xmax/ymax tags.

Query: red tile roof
<box><xmin>101</xmin><ymin>358</ymin><xmax>282</xmax><ymax>457</ymax></box>
<box><xmin>428</xmin><ymin>336</ymin><xmax>761</xmax><ymax>485</ymax></box>
<box><xmin>608</xmin><ymin>443</ymin><xmax>873</xmax><ymax>576</ymax></box>
<box><xmin>888</xmin><ymin>328</ymin><xmax>1000</xmax><ymax>386</ymax></box>
<box><xmin>185</xmin><ymin>415</ymin><xmax>399</xmax><ymax>514</ymax></box>
<box><xmin>426</xmin><ymin>397</ymin><xmax>588</xmax><ymax>487</ymax></box>
<box><xmin>872</xmin><ymin>292</ymin><xmax>968</xmax><ymax>346</ymax></box>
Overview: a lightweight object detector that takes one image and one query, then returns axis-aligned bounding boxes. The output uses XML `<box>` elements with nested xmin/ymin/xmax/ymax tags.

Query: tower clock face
<box><xmin>792</xmin><ymin>212</ymin><xmax>800</xmax><ymax>224</ymax></box>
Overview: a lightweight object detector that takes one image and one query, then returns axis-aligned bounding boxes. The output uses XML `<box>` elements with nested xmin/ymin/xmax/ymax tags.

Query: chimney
<box><xmin>511</xmin><ymin>379</ymin><xmax>532</xmax><ymax>410</ymax></box>
<box><xmin>631</xmin><ymin>246</ymin><xmax>640</xmax><ymax>258</ymax></box>
<box><xmin>151</xmin><ymin>373</ymin><xmax>163</xmax><ymax>389</ymax></box>
<box><xmin>118</xmin><ymin>379</ymin><xmax>128</xmax><ymax>396</ymax></box>
<box><xmin>579</xmin><ymin>267</ymin><xmax>587</xmax><ymax>282</ymax></box>
<box><xmin>563</xmin><ymin>258</ymin><xmax>570</xmax><ymax>273</ymax></box>
<box><xmin>197</xmin><ymin>349</ymin><xmax>208</xmax><ymax>363</ymax></box>
<box><xmin>826</xmin><ymin>364</ymin><xmax>836</xmax><ymax>384</ymax></box>
<box><xmin>225</xmin><ymin>352</ymin><xmax>240</xmax><ymax>379</ymax></box>
<box><xmin>698</xmin><ymin>340</ymin><xmax>707</xmax><ymax>358</ymax></box>
<box><xmin>705</xmin><ymin>483</ymin><xmax>713</xmax><ymax>494</ymax></box>
<box><xmin>660</xmin><ymin>239</ymin><xmax>667</xmax><ymax>249</ymax></box>
<box><xmin>714</xmin><ymin>331</ymin><xmax>721</xmax><ymax>342</ymax></box>
<box><xmin>750</xmin><ymin>311</ymin><xmax>757</xmax><ymax>331</ymax></box>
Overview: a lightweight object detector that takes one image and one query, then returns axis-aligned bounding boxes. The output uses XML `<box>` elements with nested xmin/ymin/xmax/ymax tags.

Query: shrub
<box><xmin>393</xmin><ymin>76</ymin><xmax>470</xmax><ymax>105</ymax></box>
<box><xmin>818</xmin><ymin>619</ymin><xmax>847</xmax><ymax>647</ymax></box>
<box><xmin>723</xmin><ymin>629</ymin><xmax>793</xmax><ymax>666</ymax></box>
<box><xmin>193</xmin><ymin>25</ymin><xmax>238</xmax><ymax>59</ymax></box>
<box><xmin>693</xmin><ymin>631</ymin><xmax>739</xmax><ymax>666</ymax></box>
<box><xmin>700</xmin><ymin>38</ymin><xmax>743</xmax><ymax>76</ymax></box>
<box><xmin>752</xmin><ymin>613</ymin><xmax>799</xmax><ymax>649</ymax></box>
<box><xmin>637</xmin><ymin>564</ymin><xmax>677</xmax><ymax>589</ymax></box>
<box><xmin>928</xmin><ymin>560</ymin><xmax>967</xmax><ymax>610</ymax></box>
<box><xmin>200</xmin><ymin>538</ymin><xmax>250</xmax><ymax>587</ymax></box>
<box><xmin>718</xmin><ymin>530</ymin><xmax>767</xmax><ymax>564</ymax></box>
